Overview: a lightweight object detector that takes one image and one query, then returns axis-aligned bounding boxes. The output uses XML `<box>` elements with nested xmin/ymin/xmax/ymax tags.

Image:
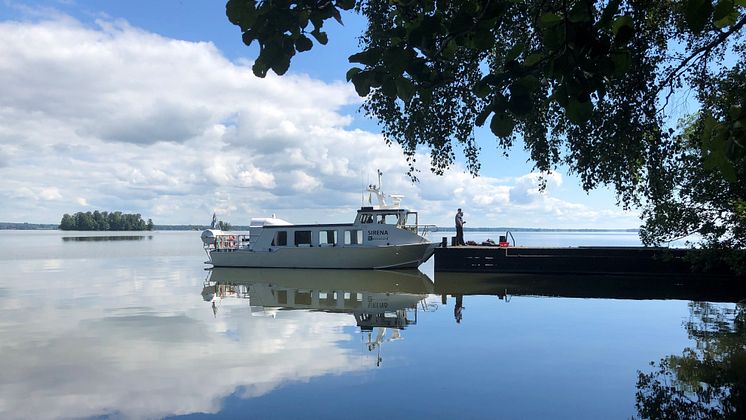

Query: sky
<box><xmin>0</xmin><ymin>0</ymin><xmax>642</xmax><ymax>228</ymax></box>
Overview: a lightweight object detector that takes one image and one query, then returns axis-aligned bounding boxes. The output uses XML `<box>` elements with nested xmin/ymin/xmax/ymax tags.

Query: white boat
<box><xmin>201</xmin><ymin>176</ymin><xmax>438</xmax><ymax>269</ymax></box>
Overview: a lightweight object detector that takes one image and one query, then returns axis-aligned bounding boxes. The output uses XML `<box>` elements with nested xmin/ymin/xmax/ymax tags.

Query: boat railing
<box><xmin>211</xmin><ymin>234</ymin><xmax>249</xmax><ymax>251</ymax></box>
<box><xmin>416</xmin><ymin>224</ymin><xmax>438</xmax><ymax>237</ymax></box>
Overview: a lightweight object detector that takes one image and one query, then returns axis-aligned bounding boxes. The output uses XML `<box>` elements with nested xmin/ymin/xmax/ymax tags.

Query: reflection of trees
<box><xmin>636</xmin><ymin>302</ymin><xmax>746</xmax><ymax>419</ymax></box>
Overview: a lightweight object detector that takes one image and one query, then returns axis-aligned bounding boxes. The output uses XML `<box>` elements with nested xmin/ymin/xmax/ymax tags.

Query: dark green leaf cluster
<box><xmin>640</xmin><ymin>64</ymin><xmax>746</xmax><ymax>263</ymax></box>
<box><xmin>351</xmin><ymin>0</ymin><xmax>668</xmax><ymax>199</ymax></box>
<box><xmin>226</xmin><ymin>0</ymin><xmax>355</xmax><ymax>76</ymax></box>
<box><xmin>59</xmin><ymin>211</ymin><xmax>153</xmax><ymax>231</ymax></box>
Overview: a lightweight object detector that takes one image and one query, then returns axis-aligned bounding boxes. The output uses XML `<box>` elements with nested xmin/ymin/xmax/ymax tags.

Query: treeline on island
<box><xmin>59</xmin><ymin>211</ymin><xmax>154</xmax><ymax>231</ymax></box>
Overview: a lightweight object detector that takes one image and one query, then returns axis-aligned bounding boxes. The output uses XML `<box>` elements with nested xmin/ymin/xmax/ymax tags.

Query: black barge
<box><xmin>434</xmin><ymin>245</ymin><xmax>743</xmax><ymax>278</ymax></box>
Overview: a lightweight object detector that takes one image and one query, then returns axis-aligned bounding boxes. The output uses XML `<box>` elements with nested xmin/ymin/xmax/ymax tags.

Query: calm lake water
<box><xmin>0</xmin><ymin>230</ymin><xmax>743</xmax><ymax>419</ymax></box>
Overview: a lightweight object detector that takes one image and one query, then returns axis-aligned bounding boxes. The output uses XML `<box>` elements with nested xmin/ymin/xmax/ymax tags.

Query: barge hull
<box><xmin>434</xmin><ymin>246</ymin><xmax>741</xmax><ymax>277</ymax></box>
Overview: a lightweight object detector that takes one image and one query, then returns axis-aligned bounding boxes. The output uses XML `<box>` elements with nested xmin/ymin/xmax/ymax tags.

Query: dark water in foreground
<box><xmin>0</xmin><ymin>230</ymin><xmax>743</xmax><ymax>419</ymax></box>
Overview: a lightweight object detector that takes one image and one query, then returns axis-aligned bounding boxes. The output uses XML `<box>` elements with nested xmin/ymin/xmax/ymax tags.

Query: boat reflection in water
<box><xmin>203</xmin><ymin>268</ymin><xmax>435</xmax><ymax>364</ymax></box>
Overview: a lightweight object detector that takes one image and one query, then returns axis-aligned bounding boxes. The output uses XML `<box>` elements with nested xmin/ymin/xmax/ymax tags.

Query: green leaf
<box><xmin>685</xmin><ymin>0</ymin><xmax>713</xmax><ymax>34</ymax></box>
<box><xmin>539</xmin><ymin>12</ymin><xmax>562</xmax><ymax>28</ymax></box>
<box><xmin>713</xmin><ymin>0</ymin><xmax>738</xmax><ymax>28</ymax></box>
<box><xmin>270</xmin><ymin>55</ymin><xmax>291</xmax><ymax>75</ymax></box>
<box><xmin>714</xmin><ymin>0</ymin><xmax>735</xmax><ymax>20</ymax></box>
<box><xmin>565</xmin><ymin>98</ymin><xmax>593</xmax><ymax>124</ymax></box>
<box><xmin>568</xmin><ymin>3</ymin><xmax>592</xmax><ymax>23</ymax></box>
<box><xmin>472</xmin><ymin>27</ymin><xmax>495</xmax><ymax>50</ymax></box>
<box><xmin>599</xmin><ymin>0</ymin><xmax>623</xmax><ymax>26</ymax></box>
<box><xmin>383</xmin><ymin>48</ymin><xmax>411</xmax><ymax>74</ymax></box>
<box><xmin>382</xmin><ymin>78</ymin><xmax>397</xmax><ymax>97</ymax></box>
<box><xmin>295</xmin><ymin>35</ymin><xmax>313</xmax><ymax>52</ymax></box>
<box><xmin>515</xmin><ymin>75</ymin><xmax>540</xmax><ymax>92</ymax></box>
<box><xmin>480</xmin><ymin>74</ymin><xmax>501</xmax><ymax>86</ymax></box>
<box><xmin>612</xmin><ymin>15</ymin><xmax>633</xmax><ymax>36</ymax></box>
<box><xmin>350</xmin><ymin>73</ymin><xmax>371</xmax><ymax>96</ymax></box>
<box><xmin>475</xmin><ymin>106</ymin><xmax>492</xmax><ymax>127</ymax></box>
<box><xmin>395</xmin><ymin>77</ymin><xmax>415</xmax><ymax>102</ymax></box>
<box><xmin>330</xmin><ymin>6</ymin><xmax>343</xmax><ymax>25</ymax></box>
<box><xmin>729</xmin><ymin>105</ymin><xmax>742</xmax><ymax>119</ymax></box>
<box><xmin>490</xmin><ymin>112</ymin><xmax>515</xmax><ymax>137</ymax></box>
<box><xmin>297</xmin><ymin>10</ymin><xmax>310</xmax><ymax>28</ymax></box>
<box><xmin>349</xmin><ymin>49</ymin><xmax>381</xmax><ymax>66</ymax></box>
<box><xmin>345</xmin><ymin>67</ymin><xmax>362</xmax><ymax>82</ymax></box>
<box><xmin>508</xmin><ymin>91</ymin><xmax>533</xmax><ymax>115</ymax></box>
<box><xmin>523</xmin><ymin>53</ymin><xmax>544</xmax><ymax>67</ymax></box>
<box><xmin>335</xmin><ymin>0</ymin><xmax>356</xmax><ymax>11</ymax></box>
<box><xmin>542</xmin><ymin>23</ymin><xmax>565</xmax><ymax>50</ymax></box>
<box><xmin>505</xmin><ymin>43</ymin><xmax>524</xmax><ymax>62</ymax></box>
<box><xmin>252</xmin><ymin>58</ymin><xmax>269</xmax><ymax>78</ymax></box>
<box><xmin>472</xmin><ymin>80</ymin><xmax>491</xmax><ymax>98</ymax></box>
<box><xmin>241</xmin><ymin>31</ymin><xmax>255</xmax><ymax>47</ymax></box>
<box><xmin>551</xmin><ymin>84</ymin><xmax>569</xmax><ymax>107</ymax></box>
<box><xmin>612</xmin><ymin>15</ymin><xmax>634</xmax><ymax>44</ymax></box>
<box><xmin>610</xmin><ymin>50</ymin><xmax>632</xmax><ymax>75</ymax></box>
<box><xmin>311</xmin><ymin>29</ymin><xmax>328</xmax><ymax>45</ymax></box>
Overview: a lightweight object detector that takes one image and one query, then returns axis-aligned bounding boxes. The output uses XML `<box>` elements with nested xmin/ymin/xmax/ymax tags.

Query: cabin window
<box><xmin>376</xmin><ymin>214</ymin><xmax>397</xmax><ymax>224</ymax></box>
<box><xmin>272</xmin><ymin>231</ymin><xmax>287</xmax><ymax>246</ymax></box>
<box><xmin>277</xmin><ymin>290</ymin><xmax>287</xmax><ymax>305</ymax></box>
<box><xmin>295</xmin><ymin>290</ymin><xmax>311</xmax><ymax>305</ymax></box>
<box><xmin>320</xmin><ymin>291</ymin><xmax>337</xmax><ymax>307</ymax></box>
<box><xmin>318</xmin><ymin>230</ymin><xmax>337</xmax><ymax>246</ymax></box>
<box><xmin>294</xmin><ymin>230</ymin><xmax>312</xmax><ymax>246</ymax></box>
<box><xmin>344</xmin><ymin>291</ymin><xmax>362</xmax><ymax>308</ymax></box>
<box><xmin>344</xmin><ymin>229</ymin><xmax>362</xmax><ymax>245</ymax></box>
<box><xmin>359</xmin><ymin>213</ymin><xmax>374</xmax><ymax>224</ymax></box>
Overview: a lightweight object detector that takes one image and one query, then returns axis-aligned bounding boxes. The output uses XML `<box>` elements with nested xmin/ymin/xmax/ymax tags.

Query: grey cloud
<box><xmin>509</xmin><ymin>185</ymin><xmax>536</xmax><ymax>205</ymax></box>
<box><xmin>87</xmin><ymin>103</ymin><xmax>212</xmax><ymax>144</ymax></box>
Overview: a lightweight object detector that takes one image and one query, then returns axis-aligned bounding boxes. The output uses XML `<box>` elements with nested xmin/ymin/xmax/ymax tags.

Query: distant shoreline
<box><xmin>0</xmin><ymin>222</ymin><xmax>639</xmax><ymax>233</ymax></box>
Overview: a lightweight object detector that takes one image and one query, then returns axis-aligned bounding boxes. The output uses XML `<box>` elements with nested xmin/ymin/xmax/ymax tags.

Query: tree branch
<box><xmin>656</xmin><ymin>16</ymin><xmax>746</xmax><ymax>98</ymax></box>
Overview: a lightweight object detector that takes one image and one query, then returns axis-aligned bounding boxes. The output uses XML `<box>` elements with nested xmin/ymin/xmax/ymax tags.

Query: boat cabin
<box><xmin>354</xmin><ymin>206</ymin><xmax>419</xmax><ymax>232</ymax></box>
<box><xmin>231</xmin><ymin>207</ymin><xmax>423</xmax><ymax>252</ymax></box>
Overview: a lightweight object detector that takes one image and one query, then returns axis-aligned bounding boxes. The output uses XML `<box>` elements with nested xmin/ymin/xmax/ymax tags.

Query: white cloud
<box><xmin>0</xmin><ymin>15</ymin><xmax>640</xmax><ymax>229</ymax></box>
<box><xmin>39</xmin><ymin>187</ymin><xmax>62</xmax><ymax>200</ymax></box>
<box><xmin>509</xmin><ymin>172</ymin><xmax>562</xmax><ymax>205</ymax></box>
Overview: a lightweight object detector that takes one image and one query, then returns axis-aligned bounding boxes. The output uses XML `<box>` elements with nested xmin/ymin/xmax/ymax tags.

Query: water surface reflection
<box><xmin>636</xmin><ymin>302</ymin><xmax>746</xmax><ymax>418</ymax></box>
<box><xmin>435</xmin><ymin>272</ymin><xmax>746</xmax><ymax>303</ymax></box>
<box><xmin>62</xmin><ymin>235</ymin><xmax>153</xmax><ymax>241</ymax></box>
<box><xmin>4</xmin><ymin>230</ymin><xmax>745</xmax><ymax>419</ymax></box>
<box><xmin>204</xmin><ymin>268</ymin><xmax>434</xmax><ymax>365</ymax></box>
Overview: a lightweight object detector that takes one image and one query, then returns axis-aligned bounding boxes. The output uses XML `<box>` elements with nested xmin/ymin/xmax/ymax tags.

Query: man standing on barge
<box><xmin>455</xmin><ymin>208</ymin><xmax>465</xmax><ymax>246</ymax></box>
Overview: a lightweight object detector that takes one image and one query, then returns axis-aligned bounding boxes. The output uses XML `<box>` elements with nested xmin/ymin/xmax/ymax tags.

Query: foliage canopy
<box><xmin>59</xmin><ymin>211</ymin><xmax>153</xmax><ymax>231</ymax></box>
<box><xmin>226</xmin><ymin>0</ymin><xmax>746</xmax><ymax>254</ymax></box>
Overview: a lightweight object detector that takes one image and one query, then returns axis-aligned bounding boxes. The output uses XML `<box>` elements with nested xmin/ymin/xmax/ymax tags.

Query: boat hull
<box><xmin>208</xmin><ymin>242</ymin><xmax>437</xmax><ymax>269</ymax></box>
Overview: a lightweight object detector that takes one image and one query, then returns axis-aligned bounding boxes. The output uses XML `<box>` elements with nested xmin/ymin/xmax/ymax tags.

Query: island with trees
<box><xmin>59</xmin><ymin>211</ymin><xmax>154</xmax><ymax>231</ymax></box>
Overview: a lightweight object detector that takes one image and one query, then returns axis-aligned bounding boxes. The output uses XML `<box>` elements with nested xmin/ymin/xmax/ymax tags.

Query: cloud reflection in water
<box><xmin>0</xmin><ymin>259</ymin><xmax>432</xmax><ymax>419</ymax></box>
